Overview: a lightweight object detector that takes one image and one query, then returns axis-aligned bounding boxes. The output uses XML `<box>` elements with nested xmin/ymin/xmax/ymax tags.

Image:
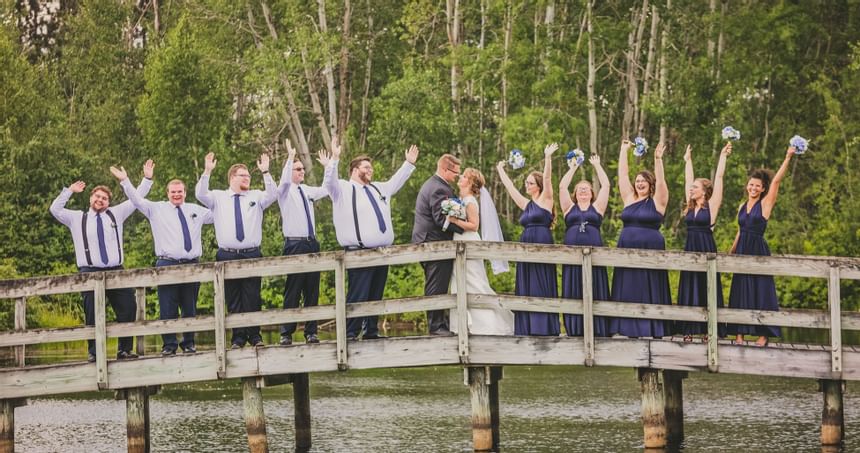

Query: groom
<box><xmin>412</xmin><ymin>154</ymin><xmax>463</xmax><ymax>336</ymax></box>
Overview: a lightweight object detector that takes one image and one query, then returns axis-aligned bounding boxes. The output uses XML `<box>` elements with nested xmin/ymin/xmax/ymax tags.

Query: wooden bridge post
<box><xmin>125</xmin><ymin>387</ymin><xmax>151</xmax><ymax>453</ymax></box>
<box><xmin>455</xmin><ymin>242</ymin><xmax>470</xmax><ymax>362</ymax></box>
<box><xmin>14</xmin><ymin>297</ymin><xmax>25</xmax><ymax>367</ymax></box>
<box><xmin>335</xmin><ymin>256</ymin><xmax>348</xmax><ymax>371</ymax></box>
<box><xmin>820</xmin><ymin>379</ymin><xmax>845</xmax><ymax>446</ymax></box>
<box><xmin>242</xmin><ymin>377</ymin><xmax>269</xmax><ymax>453</ymax></box>
<box><xmin>662</xmin><ymin>370</ymin><xmax>687</xmax><ymax>445</ymax></box>
<box><xmin>293</xmin><ymin>373</ymin><xmax>312</xmax><ymax>451</ymax></box>
<box><xmin>214</xmin><ymin>264</ymin><xmax>227</xmax><ymax>379</ymax></box>
<box><xmin>135</xmin><ymin>288</ymin><xmax>146</xmax><ymax>356</ymax></box>
<box><xmin>581</xmin><ymin>249</ymin><xmax>595</xmax><ymax>366</ymax></box>
<box><xmin>638</xmin><ymin>368</ymin><xmax>666</xmax><ymax>449</ymax></box>
<box><xmin>468</xmin><ymin>366</ymin><xmax>501</xmax><ymax>452</ymax></box>
<box><xmin>94</xmin><ymin>275</ymin><xmax>109</xmax><ymax>389</ymax></box>
<box><xmin>706</xmin><ymin>256</ymin><xmax>719</xmax><ymax>372</ymax></box>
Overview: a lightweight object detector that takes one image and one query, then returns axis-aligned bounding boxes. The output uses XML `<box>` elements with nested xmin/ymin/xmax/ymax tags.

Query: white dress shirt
<box><xmin>278</xmin><ymin>160</ymin><xmax>329</xmax><ymax>238</ymax></box>
<box><xmin>323</xmin><ymin>159</ymin><xmax>415</xmax><ymax>248</ymax></box>
<box><xmin>195</xmin><ymin>173</ymin><xmax>277</xmax><ymax>249</ymax></box>
<box><xmin>50</xmin><ymin>178</ymin><xmax>153</xmax><ymax>268</ymax></box>
<box><xmin>120</xmin><ymin>179</ymin><xmax>213</xmax><ymax>260</ymax></box>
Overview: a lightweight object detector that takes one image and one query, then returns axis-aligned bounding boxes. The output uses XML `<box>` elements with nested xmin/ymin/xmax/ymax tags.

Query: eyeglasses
<box><xmin>234</xmin><ymin>173</ymin><xmax>251</xmax><ymax>179</ymax></box>
<box><xmin>294</xmin><ymin>167</ymin><xmax>305</xmax><ymax>172</ymax></box>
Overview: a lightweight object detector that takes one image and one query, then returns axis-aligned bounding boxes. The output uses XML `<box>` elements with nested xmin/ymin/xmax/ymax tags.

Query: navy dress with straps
<box><xmin>561</xmin><ymin>204</ymin><xmax>609</xmax><ymax>336</ymax></box>
<box><xmin>514</xmin><ymin>201</ymin><xmax>560</xmax><ymax>336</ymax></box>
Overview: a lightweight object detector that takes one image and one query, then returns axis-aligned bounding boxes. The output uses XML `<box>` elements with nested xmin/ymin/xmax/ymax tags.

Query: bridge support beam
<box><xmin>242</xmin><ymin>377</ymin><xmax>269</xmax><ymax>453</ymax></box>
<box><xmin>0</xmin><ymin>399</ymin><xmax>26</xmax><ymax>453</ymax></box>
<box><xmin>820</xmin><ymin>379</ymin><xmax>844</xmax><ymax>446</ymax></box>
<box><xmin>663</xmin><ymin>370</ymin><xmax>687</xmax><ymax>446</ymax></box>
<box><xmin>125</xmin><ymin>387</ymin><xmax>151</xmax><ymax>453</ymax></box>
<box><xmin>293</xmin><ymin>373</ymin><xmax>312</xmax><ymax>451</ymax></box>
<box><xmin>468</xmin><ymin>366</ymin><xmax>502</xmax><ymax>452</ymax></box>
<box><xmin>638</xmin><ymin>368</ymin><xmax>666</xmax><ymax>449</ymax></box>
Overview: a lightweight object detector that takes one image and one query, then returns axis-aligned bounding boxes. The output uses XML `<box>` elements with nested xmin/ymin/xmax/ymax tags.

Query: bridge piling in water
<box><xmin>638</xmin><ymin>368</ymin><xmax>666</xmax><ymax>449</ymax></box>
<box><xmin>662</xmin><ymin>370</ymin><xmax>687</xmax><ymax>446</ymax></box>
<box><xmin>123</xmin><ymin>387</ymin><xmax>151</xmax><ymax>453</ymax></box>
<box><xmin>820</xmin><ymin>379</ymin><xmax>845</xmax><ymax>446</ymax></box>
<box><xmin>292</xmin><ymin>373</ymin><xmax>312</xmax><ymax>451</ymax></box>
<box><xmin>242</xmin><ymin>377</ymin><xmax>269</xmax><ymax>453</ymax></box>
<box><xmin>468</xmin><ymin>366</ymin><xmax>502</xmax><ymax>452</ymax></box>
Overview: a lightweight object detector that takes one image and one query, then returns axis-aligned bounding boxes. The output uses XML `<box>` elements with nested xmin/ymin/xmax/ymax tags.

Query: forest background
<box><xmin>2</xmin><ymin>0</ymin><xmax>859</xmax><ymax>331</ymax></box>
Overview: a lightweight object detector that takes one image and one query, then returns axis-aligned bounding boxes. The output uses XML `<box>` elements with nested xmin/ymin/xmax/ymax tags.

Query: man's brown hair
<box><xmin>349</xmin><ymin>155</ymin><xmax>372</xmax><ymax>174</ymax></box>
<box><xmin>91</xmin><ymin>185</ymin><xmax>112</xmax><ymax>200</ymax></box>
<box><xmin>227</xmin><ymin>164</ymin><xmax>249</xmax><ymax>183</ymax></box>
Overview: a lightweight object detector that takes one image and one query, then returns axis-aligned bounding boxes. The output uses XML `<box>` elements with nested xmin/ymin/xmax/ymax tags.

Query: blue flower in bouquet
<box><xmin>566</xmin><ymin>149</ymin><xmax>585</xmax><ymax>168</ymax></box>
<box><xmin>789</xmin><ymin>135</ymin><xmax>808</xmax><ymax>154</ymax></box>
<box><xmin>721</xmin><ymin>126</ymin><xmax>741</xmax><ymax>141</ymax></box>
<box><xmin>633</xmin><ymin>137</ymin><xmax>648</xmax><ymax>157</ymax></box>
<box><xmin>441</xmin><ymin>197</ymin><xmax>466</xmax><ymax>220</ymax></box>
<box><xmin>508</xmin><ymin>149</ymin><xmax>525</xmax><ymax>169</ymax></box>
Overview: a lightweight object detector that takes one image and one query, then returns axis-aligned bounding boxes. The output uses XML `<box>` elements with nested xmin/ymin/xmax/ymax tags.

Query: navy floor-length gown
<box><xmin>514</xmin><ymin>201</ymin><xmax>560</xmax><ymax>336</ymax></box>
<box><xmin>727</xmin><ymin>199</ymin><xmax>781</xmax><ymax>338</ymax></box>
<box><xmin>608</xmin><ymin>198</ymin><xmax>671</xmax><ymax>337</ymax></box>
<box><xmin>562</xmin><ymin>204</ymin><xmax>609</xmax><ymax>336</ymax></box>
<box><xmin>675</xmin><ymin>208</ymin><xmax>724</xmax><ymax>335</ymax></box>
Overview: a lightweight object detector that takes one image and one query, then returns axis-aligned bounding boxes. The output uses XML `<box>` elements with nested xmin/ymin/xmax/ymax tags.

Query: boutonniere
<box><xmin>249</xmin><ymin>201</ymin><xmax>257</xmax><ymax>207</ymax></box>
<box><xmin>191</xmin><ymin>213</ymin><xmax>198</xmax><ymax>219</ymax></box>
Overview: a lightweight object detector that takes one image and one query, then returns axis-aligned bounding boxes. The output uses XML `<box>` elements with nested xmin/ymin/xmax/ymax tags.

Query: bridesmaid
<box><xmin>727</xmin><ymin>146</ymin><xmax>796</xmax><ymax>346</ymax></box>
<box><xmin>676</xmin><ymin>142</ymin><xmax>731</xmax><ymax>341</ymax></box>
<box><xmin>608</xmin><ymin>139</ymin><xmax>671</xmax><ymax>338</ymax></box>
<box><xmin>497</xmin><ymin>143</ymin><xmax>560</xmax><ymax>336</ymax></box>
<box><xmin>559</xmin><ymin>154</ymin><xmax>611</xmax><ymax>337</ymax></box>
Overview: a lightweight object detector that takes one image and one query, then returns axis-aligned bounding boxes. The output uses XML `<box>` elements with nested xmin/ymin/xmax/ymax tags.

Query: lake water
<box><xmin>7</xmin><ymin>331</ymin><xmax>859</xmax><ymax>452</ymax></box>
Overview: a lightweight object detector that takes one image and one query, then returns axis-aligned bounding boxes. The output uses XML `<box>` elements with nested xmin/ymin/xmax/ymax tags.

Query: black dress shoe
<box><xmin>346</xmin><ymin>335</ymin><xmax>358</xmax><ymax>341</ymax></box>
<box><xmin>430</xmin><ymin>328</ymin><xmax>455</xmax><ymax>336</ymax></box>
<box><xmin>87</xmin><ymin>353</ymin><xmax>96</xmax><ymax>363</ymax></box>
<box><xmin>279</xmin><ymin>336</ymin><xmax>293</xmax><ymax>346</ymax></box>
<box><xmin>117</xmin><ymin>350</ymin><xmax>139</xmax><ymax>360</ymax></box>
<box><xmin>362</xmin><ymin>334</ymin><xmax>387</xmax><ymax>340</ymax></box>
<box><xmin>230</xmin><ymin>343</ymin><xmax>243</xmax><ymax>349</ymax></box>
<box><xmin>161</xmin><ymin>348</ymin><xmax>177</xmax><ymax>357</ymax></box>
<box><xmin>305</xmin><ymin>334</ymin><xmax>320</xmax><ymax>344</ymax></box>
<box><xmin>181</xmin><ymin>345</ymin><xmax>197</xmax><ymax>354</ymax></box>
<box><xmin>252</xmin><ymin>339</ymin><xmax>265</xmax><ymax>348</ymax></box>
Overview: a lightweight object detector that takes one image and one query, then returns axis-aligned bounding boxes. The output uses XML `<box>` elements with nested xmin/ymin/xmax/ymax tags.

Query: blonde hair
<box><xmin>462</xmin><ymin>168</ymin><xmax>485</xmax><ymax>196</ymax></box>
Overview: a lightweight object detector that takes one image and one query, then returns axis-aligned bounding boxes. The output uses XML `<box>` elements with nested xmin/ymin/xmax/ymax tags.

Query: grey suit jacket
<box><xmin>412</xmin><ymin>174</ymin><xmax>463</xmax><ymax>243</ymax></box>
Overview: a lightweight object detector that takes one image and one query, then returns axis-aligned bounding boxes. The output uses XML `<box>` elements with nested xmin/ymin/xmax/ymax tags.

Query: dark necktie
<box><xmin>96</xmin><ymin>213</ymin><xmax>109</xmax><ymax>265</ymax></box>
<box><xmin>297</xmin><ymin>186</ymin><xmax>314</xmax><ymax>238</ymax></box>
<box><xmin>363</xmin><ymin>186</ymin><xmax>387</xmax><ymax>233</ymax></box>
<box><xmin>177</xmin><ymin>206</ymin><xmax>192</xmax><ymax>252</ymax></box>
<box><xmin>233</xmin><ymin>194</ymin><xmax>245</xmax><ymax>242</ymax></box>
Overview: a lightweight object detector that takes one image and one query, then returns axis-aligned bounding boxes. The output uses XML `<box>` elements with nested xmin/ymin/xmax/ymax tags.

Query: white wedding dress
<box><xmin>449</xmin><ymin>196</ymin><xmax>515</xmax><ymax>335</ymax></box>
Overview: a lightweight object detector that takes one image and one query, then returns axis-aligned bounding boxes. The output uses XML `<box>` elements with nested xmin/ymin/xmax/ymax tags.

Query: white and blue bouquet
<box><xmin>566</xmin><ymin>149</ymin><xmax>585</xmax><ymax>168</ymax></box>
<box><xmin>633</xmin><ymin>137</ymin><xmax>648</xmax><ymax>157</ymax></box>
<box><xmin>508</xmin><ymin>149</ymin><xmax>525</xmax><ymax>169</ymax></box>
<box><xmin>441</xmin><ymin>197</ymin><xmax>466</xmax><ymax>220</ymax></box>
<box><xmin>721</xmin><ymin>126</ymin><xmax>741</xmax><ymax>141</ymax></box>
<box><xmin>789</xmin><ymin>135</ymin><xmax>808</xmax><ymax>154</ymax></box>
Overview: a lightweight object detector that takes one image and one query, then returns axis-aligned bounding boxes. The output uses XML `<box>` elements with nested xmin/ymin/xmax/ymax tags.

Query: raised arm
<box><xmin>761</xmin><ymin>146</ymin><xmax>795</xmax><ymax>218</ymax></box>
<box><xmin>653</xmin><ymin>142</ymin><xmax>668</xmax><ymax>214</ymax></box>
<box><xmin>319</xmin><ymin>139</ymin><xmax>342</xmax><ymax>202</ymax></box>
<box><xmin>538</xmin><ymin>143</ymin><xmax>557</xmax><ymax>210</ymax></box>
<box><xmin>496</xmin><ymin>161</ymin><xmax>529</xmax><ymax>210</ymax></box>
<box><xmin>559</xmin><ymin>163</ymin><xmax>579</xmax><ymax>215</ymax></box>
<box><xmin>257</xmin><ymin>153</ymin><xmax>278</xmax><ymax>208</ymax></box>
<box><xmin>112</xmin><ymin>165</ymin><xmax>155</xmax><ymax>217</ymax></box>
<box><xmin>278</xmin><ymin>140</ymin><xmax>297</xmax><ymax>198</ymax></box>
<box><xmin>195</xmin><ymin>152</ymin><xmax>217</xmax><ymax>208</ymax></box>
<box><xmin>617</xmin><ymin>140</ymin><xmax>635</xmax><ymax>205</ymax></box>
<box><xmin>592</xmin><ymin>155</ymin><xmax>611</xmax><ymax>216</ymax></box>
<box><xmin>377</xmin><ymin>144</ymin><xmax>418</xmax><ymax>196</ymax></box>
<box><xmin>683</xmin><ymin>144</ymin><xmax>693</xmax><ymax>206</ymax></box>
<box><xmin>50</xmin><ymin>181</ymin><xmax>85</xmax><ymax>226</ymax></box>
<box><xmin>708</xmin><ymin>142</ymin><xmax>732</xmax><ymax>224</ymax></box>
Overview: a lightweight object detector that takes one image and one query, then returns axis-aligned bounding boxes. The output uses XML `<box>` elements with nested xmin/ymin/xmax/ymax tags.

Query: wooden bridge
<box><xmin>1</xmin><ymin>241</ymin><xmax>859</xmax><ymax>452</ymax></box>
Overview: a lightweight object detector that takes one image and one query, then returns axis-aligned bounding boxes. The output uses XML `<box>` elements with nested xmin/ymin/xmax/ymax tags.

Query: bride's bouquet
<box><xmin>442</xmin><ymin>197</ymin><xmax>466</xmax><ymax>220</ymax></box>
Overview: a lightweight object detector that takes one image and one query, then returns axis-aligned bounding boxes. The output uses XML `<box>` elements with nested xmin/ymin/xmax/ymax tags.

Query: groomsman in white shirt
<box><xmin>320</xmin><ymin>137</ymin><xmax>418</xmax><ymax>340</ymax></box>
<box><xmin>277</xmin><ymin>140</ymin><xmax>329</xmax><ymax>345</ymax></box>
<box><xmin>50</xmin><ymin>161</ymin><xmax>154</xmax><ymax>362</ymax></box>
<box><xmin>111</xmin><ymin>162</ymin><xmax>213</xmax><ymax>356</ymax></box>
<box><xmin>195</xmin><ymin>152</ymin><xmax>277</xmax><ymax>348</ymax></box>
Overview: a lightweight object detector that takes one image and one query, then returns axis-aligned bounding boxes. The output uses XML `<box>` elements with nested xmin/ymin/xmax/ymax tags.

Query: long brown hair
<box><xmin>683</xmin><ymin>178</ymin><xmax>713</xmax><ymax>214</ymax></box>
<box><xmin>527</xmin><ymin>171</ymin><xmax>557</xmax><ymax>227</ymax></box>
<box><xmin>572</xmin><ymin>180</ymin><xmax>596</xmax><ymax>204</ymax></box>
<box><xmin>635</xmin><ymin>170</ymin><xmax>656</xmax><ymax>199</ymax></box>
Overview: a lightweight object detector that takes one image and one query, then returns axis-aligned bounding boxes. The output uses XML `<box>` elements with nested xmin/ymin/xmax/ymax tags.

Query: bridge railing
<box><xmin>1</xmin><ymin>241</ymin><xmax>859</xmax><ymax>387</ymax></box>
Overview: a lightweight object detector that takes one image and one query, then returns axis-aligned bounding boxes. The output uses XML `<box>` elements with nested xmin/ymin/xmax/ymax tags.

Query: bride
<box><xmin>446</xmin><ymin>168</ymin><xmax>515</xmax><ymax>335</ymax></box>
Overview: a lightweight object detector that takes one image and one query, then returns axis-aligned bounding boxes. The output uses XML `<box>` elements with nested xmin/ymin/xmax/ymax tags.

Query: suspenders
<box><xmin>81</xmin><ymin>210</ymin><xmax>122</xmax><ymax>266</ymax></box>
<box><xmin>350</xmin><ymin>183</ymin><xmax>385</xmax><ymax>249</ymax></box>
